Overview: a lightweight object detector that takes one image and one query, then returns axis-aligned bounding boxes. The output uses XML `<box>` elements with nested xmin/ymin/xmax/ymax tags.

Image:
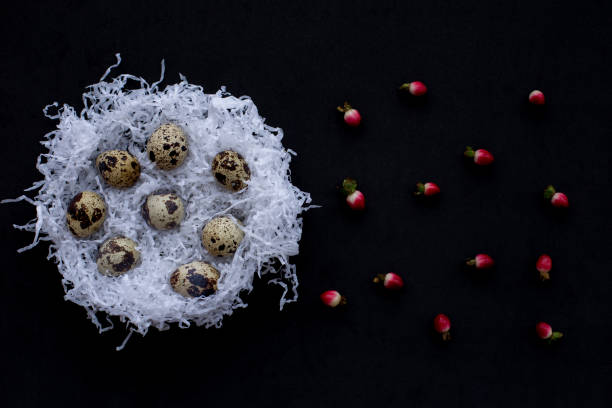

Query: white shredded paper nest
<box><xmin>5</xmin><ymin>55</ymin><xmax>312</xmax><ymax>348</ymax></box>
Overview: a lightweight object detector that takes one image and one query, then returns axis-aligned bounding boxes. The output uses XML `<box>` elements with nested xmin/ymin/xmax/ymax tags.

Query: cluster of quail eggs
<box><xmin>66</xmin><ymin>123</ymin><xmax>252</xmax><ymax>299</ymax></box>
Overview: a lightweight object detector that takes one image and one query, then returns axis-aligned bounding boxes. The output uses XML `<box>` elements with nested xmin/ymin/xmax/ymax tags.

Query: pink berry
<box><xmin>373</xmin><ymin>272</ymin><xmax>404</xmax><ymax>290</ymax></box>
<box><xmin>529</xmin><ymin>90</ymin><xmax>545</xmax><ymax>105</ymax></box>
<box><xmin>337</xmin><ymin>102</ymin><xmax>361</xmax><ymax>127</ymax></box>
<box><xmin>414</xmin><ymin>182</ymin><xmax>440</xmax><ymax>197</ymax></box>
<box><xmin>346</xmin><ymin>190</ymin><xmax>365</xmax><ymax>210</ymax></box>
<box><xmin>536</xmin><ymin>254</ymin><xmax>552</xmax><ymax>281</ymax></box>
<box><xmin>536</xmin><ymin>322</ymin><xmax>563</xmax><ymax>342</ymax></box>
<box><xmin>464</xmin><ymin>146</ymin><xmax>494</xmax><ymax>166</ymax></box>
<box><xmin>466</xmin><ymin>254</ymin><xmax>495</xmax><ymax>269</ymax></box>
<box><xmin>341</xmin><ymin>178</ymin><xmax>365</xmax><ymax>210</ymax></box>
<box><xmin>433</xmin><ymin>314</ymin><xmax>451</xmax><ymax>341</ymax></box>
<box><xmin>320</xmin><ymin>290</ymin><xmax>346</xmax><ymax>307</ymax></box>
<box><xmin>543</xmin><ymin>185</ymin><xmax>569</xmax><ymax>208</ymax></box>
<box><xmin>399</xmin><ymin>81</ymin><xmax>427</xmax><ymax>96</ymax></box>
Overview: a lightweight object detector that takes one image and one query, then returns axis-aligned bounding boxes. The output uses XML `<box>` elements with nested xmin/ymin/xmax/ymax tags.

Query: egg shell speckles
<box><xmin>97</xmin><ymin>236</ymin><xmax>141</xmax><ymax>277</ymax></box>
<box><xmin>95</xmin><ymin>150</ymin><xmax>141</xmax><ymax>188</ymax></box>
<box><xmin>170</xmin><ymin>261</ymin><xmax>220</xmax><ymax>298</ymax></box>
<box><xmin>142</xmin><ymin>192</ymin><xmax>185</xmax><ymax>230</ymax></box>
<box><xmin>146</xmin><ymin>123</ymin><xmax>188</xmax><ymax>170</ymax></box>
<box><xmin>66</xmin><ymin>191</ymin><xmax>106</xmax><ymax>237</ymax></box>
<box><xmin>211</xmin><ymin>150</ymin><xmax>251</xmax><ymax>191</ymax></box>
<box><xmin>201</xmin><ymin>216</ymin><xmax>245</xmax><ymax>257</ymax></box>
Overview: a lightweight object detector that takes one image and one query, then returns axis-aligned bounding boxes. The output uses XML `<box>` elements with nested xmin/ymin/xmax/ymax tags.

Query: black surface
<box><xmin>1</xmin><ymin>1</ymin><xmax>611</xmax><ymax>407</ymax></box>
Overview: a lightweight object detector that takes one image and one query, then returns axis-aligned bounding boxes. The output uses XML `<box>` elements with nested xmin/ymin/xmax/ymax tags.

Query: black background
<box><xmin>1</xmin><ymin>1</ymin><xmax>611</xmax><ymax>407</ymax></box>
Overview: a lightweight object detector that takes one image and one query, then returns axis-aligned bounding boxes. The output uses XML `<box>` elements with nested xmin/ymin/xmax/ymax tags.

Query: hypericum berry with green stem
<box><xmin>414</xmin><ymin>182</ymin><xmax>440</xmax><ymax>197</ymax></box>
<box><xmin>464</xmin><ymin>146</ymin><xmax>494</xmax><ymax>166</ymax></box>
<box><xmin>543</xmin><ymin>185</ymin><xmax>569</xmax><ymax>208</ymax></box>
<box><xmin>536</xmin><ymin>254</ymin><xmax>552</xmax><ymax>281</ymax></box>
<box><xmin>337</xmin><ymin>102</ymin><xmax>361</xmax><ymax>127</ymax></box>
<box><xmin>373</xmin><ymin>272</ymin><xmax>404</xmax><ymax>290</ymax></box>
<box><xmin>399</xmin><ymin>81</ymin><xmax>427</xmax><ymax>96</ymax></box>
<box><xmin>466</xmin><ymin>254</ymin><xmax>495</xmax><ymax>269</ymax></box>
<box><xmin>433</xmin><ymin>314</ymin><xmax>451</xmax><ymax>341</ymax></box>
<box><xmin>536</xmin><ymin>322</ymin><xmax>563</xmax><ymax>342</ymax></box>
<box><xmin>340</xmin><ymin>177</ymin><xmax>365</xmax><ymax>210</ymax></box>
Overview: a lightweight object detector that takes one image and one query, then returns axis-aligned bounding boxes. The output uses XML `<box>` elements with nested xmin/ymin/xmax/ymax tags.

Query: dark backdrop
<box><xmin>1</xmin><ymin>1</ymin><xmax>611</xmax><ymax>407</ymax></box>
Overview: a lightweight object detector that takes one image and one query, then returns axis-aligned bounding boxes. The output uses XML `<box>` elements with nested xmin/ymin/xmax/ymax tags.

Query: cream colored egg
<box><xmin>170</xmin><ymin>261</ymin><xmax>220</xmax><ymax>298</ymax></box>
<box><xmin>95</xmin><ymin>150</ymin><xmax>141</xmax><ymax>188</ymax></box>
<box><xmin>201</xmin><ymin>216</ymin><xmax>245</xmax><ymax>257</ymax></box>
<box><xmin>146</xmin><ymin>123</ymin><xmax>188</xmax><ymax>170</ymax></box>
<box><xmin>142</xmin><ymin>192</ymin><xmax>185</xmax><ymax>230</ymax></box>
<box><xmin>66</xmin><ymin>191</ymin><xmax>106</xmax><ymax>237</ymax></box>
<box><xmin>97</xmin><ymin>236</ymin><xmax>141</xmax><ymax>277</ymax></box>
<box><xmin>211</xmin><ymin>150</ymin><xmax>251</xmax><ymax>191</ymax></box>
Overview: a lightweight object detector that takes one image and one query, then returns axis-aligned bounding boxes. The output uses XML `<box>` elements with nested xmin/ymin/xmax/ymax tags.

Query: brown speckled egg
<box><xmin>201</xmin><ymin>216</ymin><xmax>245</xmax><ymax>257</ymax></box>
<box><xmin>141</xmin><ymin>192</ymin><xmax>185</xmax><ymax>230</ymax></box>
<box><xmin>66</xmin><ymin>191</ymin><xmax>106</xmax><ymax>237</ymax></box>
<box><xmin>146</xmin><ymin>123</ymin><xmax>188</xmax><ymax>170</ymax></box>
<box><xmin>170</xmin><ymin>261</ymin><xmax>220</xmax><ymax>298</ymax></box>
<box><xmin>95</xmin><ymin>150</ymin><xmax>141</xmax><ymax>188</ymax></box>
<box><xmin>97</xmin><ymin>236</ymin><xmax>141</xmax><ymax>277</ymax></box>
<box><xmin>211</xmin><ymin>150</ymin><xmax>251</xmax><ymax>191</ymax></box>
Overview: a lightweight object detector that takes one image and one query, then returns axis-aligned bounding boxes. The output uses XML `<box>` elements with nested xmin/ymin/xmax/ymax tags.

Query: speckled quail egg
<box><xmin>170</xmin><ymin>261</ymin><xmax>220</xmax><ymax>298</ymax></box>
<box><xmin>97</xmin><ymin>236</ymin><xmax>141</xmax><ymax>277</ymax></box>
<box><xmin>95</xmin><ymin>150</ymin><xmax>141</xmax><ymax>188</ymax></box>
<box><xmin>201</xmin><ymin>216</ymin><xmax>245</xmax><ymax>257</ymax></box>
<box><xmin>141</xmin><ymin>192</ymin><xmax>185</xmax><ymax>230</ymax></box>
<box><xmin>211</xmin><ymin>150</ymin><xmax>251</xmax><ymax>191</ymax></box>
<box><xmin>66</xmin><ymin>191</ymin><xmax>106</xmax><ymax>237</ymax></box>
<box><xmin>146</xmin><ymin>123</ymin><xmax>188</xmax><ymax>170</ymax></box>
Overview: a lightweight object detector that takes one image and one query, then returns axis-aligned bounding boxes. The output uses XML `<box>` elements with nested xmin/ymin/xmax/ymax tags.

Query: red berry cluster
<box><xmin>324</xmin><ymin>84</ymin><xmax>565</xmax><ymax>344</ymax></box>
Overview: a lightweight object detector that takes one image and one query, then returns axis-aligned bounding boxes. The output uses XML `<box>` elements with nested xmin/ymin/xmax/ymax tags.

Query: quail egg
<box><xmin>95</xmin><ymin>150</ymin><xmax>141</xmax><ymax>188</ymax></box>
<box><xmin>170</xmin><ymin>261</ymin><xmax>220</xmax><ymax>298</ymax></box>
<box><xmin>66</xmin><ymin>191</ymin><xmax>106</xmax><ymax>237</ymax></box>
<box><xmin>211</xmin><ymin>150</ymin><xmax>251</xmax><ymax>191</ymax></box>
<box><xmin>141</xmin><ymin>191</ymin><xmax>185</xmax><ymax>230</ymax></box>
<box><xmin>97</xmin><ymin>236</ymin><xmax>141</xmax><ymax>277</ymax></box>
<box><xmin>146</xmin><ymin>123</ymin><xmax>188</xmax><ymax>170</ymax></box>
<box><xmin>201</xmin><ymin>216</ymin><xmax>245</xmax><ymax>257</ymax></box>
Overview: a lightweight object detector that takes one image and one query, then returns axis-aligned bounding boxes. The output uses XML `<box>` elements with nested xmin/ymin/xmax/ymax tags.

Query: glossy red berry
<box><xmin>529</xmin><ymin>90</ymin><xmax>545</xmax><ymax>105</ymax></box>
<box><xmin>536</xmin><ymin>322</ymin><xmax>563</xmax><ymax>342</ymax></box>
<box><xmin>415</xmin><ymin>182</ymin><xmax>440</xmax><ymax>197</ymax></box>
<box><xmin>337</xmin><ymin>102</ymin><xmax>361</xmax><ymax>127</ymax></box>
<box><xmin>320</xmin><ymin>290</ymin><xmax>346</xmax><ymax>307</ymax></box>
<box><xmin>464</xmin><ymin>146</ymin><xmax>494</xmax><ymax>166</ymax></box>
<box><xmin>373</xmin><ymin>272</ymin><xmax>404</xmax><ymax>290</ymax></box>
<box><xmin>536</xmin><ymin>254</ymin><xmax>552</xmax><ymax>281</ymax></box>
<box><xmin>466</xmin><ymin>254</ymin><xmax>495</xmax><ymax>269</ymax></box>
<box><xmin>341</xmin><ymin>178</ymin><xmax>365</xmax><ymax>210</ymax></box>
<box><xmin>433</xmin><ymin>314</ymin><xmax>451</xmax><ymax>341</ymax></box>
<box><xmin>544</xmin><ymin>185</ymin><xmax>569</xmax><ymax>208</ymax></box>
<box><xmin>399</xmin><ymin>81</ymin><xmax>427</xmax><ymax>96</ymax></box>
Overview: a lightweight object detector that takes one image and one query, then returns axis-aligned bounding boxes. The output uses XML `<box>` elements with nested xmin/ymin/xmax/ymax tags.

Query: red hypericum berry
<box><xmin>399</xmin><ymin>81</ymin><xmax>427</xmax><ymax>96</ymax></box>
<box><xmin>466</xmin><ymin>254</ymin><xmax>495</xmax><ymax>269</ymax></box>
<box><xmin>337</xmin><ymin>102</ymin><xmax>361</xmax><ymax>127</ymax></box>
<box><xmin>464</xmin><ymin>146</ymin><xmax>494</xmax><ymax>166</ymax></box>
<box><xmin>341</xmin><ymin>178</ymin><xmax>365</xmax><ymax>210</ymax></box>
<box><xmin>543</xmin><ymin>185</ymin><xmax>569</xmax><ymax>208</ymax></box>
<box><xmin>414</xmin><ymin>182</ymin><xmax>440</xmax><ymax>197</ymax></box>
<box><xmin>373</xmin><ymin>272</ymin><xmax>404</xmax><ymax>290</ymax></box>
<box><xmin>536</xmin><ymin>322</ymin><xmax>563</xmax><ymax>342</ymax></box>
<box><xmin>529</xmin><ymin>90</ymin><xmax>545</xmax><ymax>105</ymax></box>
<box><xmin>433</xmin><ymin>314</ymin><xmax>451</xmax><ymax>341</ymax></box>
<box><xmin>320</xmin><ymin>290</ymin><xmax>346</xmax><ymax>307</ymax></box>
<box><xmin>536</xmin><ymin>254</ymin><xmax>552</xmax><ymax>281</ymax></box>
